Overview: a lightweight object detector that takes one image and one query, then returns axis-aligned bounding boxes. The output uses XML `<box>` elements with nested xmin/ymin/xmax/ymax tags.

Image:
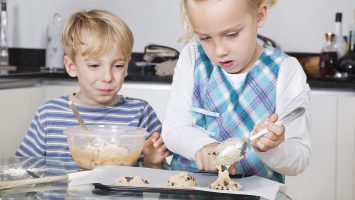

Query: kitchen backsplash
<box><xmin>8</xmin><ymin>48</ymin><xmax>45</xmax><ymax>72</ymax></box>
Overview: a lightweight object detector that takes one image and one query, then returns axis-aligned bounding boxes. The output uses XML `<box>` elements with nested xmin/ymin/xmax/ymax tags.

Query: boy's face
<box><xmin>187</xmin><ymin>0</ymin><xmax>267</xmax><ymax>74</ymax></box>
<box><xmin>64</xmin><ymin>44</ymin><xmax>129</xmax><ymax>106</ymax></box>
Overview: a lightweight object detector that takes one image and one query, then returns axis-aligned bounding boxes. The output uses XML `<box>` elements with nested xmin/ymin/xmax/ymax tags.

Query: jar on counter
<box><xmin>319</xmin><ymin>32</ymin><xmax>338</xmax><ymax>77</ymax></box>
<box><xmin>45</xmin><ymin>13</ymin><xmax>64</xmax><ymax>72</ymax></box>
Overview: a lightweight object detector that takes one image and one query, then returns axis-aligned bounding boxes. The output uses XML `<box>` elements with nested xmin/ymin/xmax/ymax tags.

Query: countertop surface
<box><xmin>1</xmin><ymin>69</ymin><xmax>355</xmax><ymax>91</ymax></box>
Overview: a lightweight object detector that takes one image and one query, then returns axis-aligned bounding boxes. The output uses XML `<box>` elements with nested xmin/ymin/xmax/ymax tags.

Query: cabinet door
<box><xmin>45</xmin><ymin>82</ymin><xmax>171</xmax><ymax>121</ymax></box>
<box><xmin>336</xmin><ymin>96</ymin><xmax>355</xmax><ymax>200</ymax></box>
<box><xmin>44</xmin><ymin>83</ymin><xmax>79</xmax><ymax>100</ymax></box>
<box><xmin>0</xmin><ymin>87</ymin><xmax>44</xmax><ymax>156</ymax></box>
<box><xmin>120</xmin><ymin>83</ymin><xmax>171</xmax><ymax>121</ymax></box>
<box><xmin>285</xmin><ymin>92</ymin><xmax>337</xmax><ymax>200</ymax></box>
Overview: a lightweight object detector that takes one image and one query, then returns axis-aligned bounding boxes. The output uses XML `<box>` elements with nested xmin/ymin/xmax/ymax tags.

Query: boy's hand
<box><xmin>143</xmin><ymin>132</ymin><xmax>171</xmax><ymax>164</ymax></box>
<box><xmin>195</xmin><ymin>142</ymin><xmax>219</xmax><ymax>172</ymax></box>
<box><xmin>251</xmin><ymin>114</ymin><xmax>285</xmax><ymax>152</ymax></box>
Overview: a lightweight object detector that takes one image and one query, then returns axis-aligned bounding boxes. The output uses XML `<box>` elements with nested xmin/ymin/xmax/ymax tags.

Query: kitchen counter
<box><xmin>307</xmin><ymin>76</ymin><xmax>355</xmax><ymax>90</ymax></box>
<box><xmin>1</xmin><ymin>71</ymin><xmax>355</xmax><ymax>91</ymax></box>
<box><xmin>1</xmin><ymin>48</ymin><xmax>354</xmax><ymax>90</ymax></box>
<box><xmin>0</xmin><ymin>71</ymin><xmax>172</xmax><ymax>90</ymax></box>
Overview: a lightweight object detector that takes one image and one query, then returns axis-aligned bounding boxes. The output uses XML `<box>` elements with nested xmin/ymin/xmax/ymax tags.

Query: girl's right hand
<box><xmin>195</xmin><ymin>142</ymin><xmax>219</xmax><ymax>172</ymax></box>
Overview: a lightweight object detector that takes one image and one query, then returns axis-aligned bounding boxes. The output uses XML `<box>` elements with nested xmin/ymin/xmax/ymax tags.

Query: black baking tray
<box><xmin>92</xmin><ymin>183</ymin><xmax>260</xmax><ymax>199</ymax></box>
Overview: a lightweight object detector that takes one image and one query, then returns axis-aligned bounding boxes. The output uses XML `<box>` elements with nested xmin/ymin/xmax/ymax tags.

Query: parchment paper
<box><xmin>69</xmin><ymin>165</ymin><xmax>284</xmax><ymax>200</ymax></box>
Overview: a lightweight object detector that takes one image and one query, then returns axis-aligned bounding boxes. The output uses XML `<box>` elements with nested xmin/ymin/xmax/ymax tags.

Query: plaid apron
<box><xmin>170</xmin><ymin>44</ymin><xmax>287</xmax><ymax>183</ymax></box>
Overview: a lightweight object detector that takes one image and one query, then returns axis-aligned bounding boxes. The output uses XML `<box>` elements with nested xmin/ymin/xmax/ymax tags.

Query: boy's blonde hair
<box><xmin>62</xmin><ymin>9</ymin><xmax>134</xmax><ymax>59</ymax></box>
<box><xmin>180</xmin><ymin>0</ymin><xmax>277</xmax><ymax>43</ymax></box>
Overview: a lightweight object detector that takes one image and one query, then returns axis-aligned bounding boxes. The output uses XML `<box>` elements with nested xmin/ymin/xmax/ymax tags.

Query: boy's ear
<box><xmin>124</xmin><ymin>57</ymin><xmax>131</xmax><ymax>77</ymax></box>
<box><xmin>64</xmin><ymin>55</ymin><xmax>77</xmax><ymax>77</ymax></box>
<box><xmin>256</xmin><ymin>5</ymin><xmax>268</xmax><ymax>28</ymax></box>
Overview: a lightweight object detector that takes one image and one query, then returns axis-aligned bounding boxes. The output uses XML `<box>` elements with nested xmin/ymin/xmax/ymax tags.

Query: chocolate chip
<box><xmin>125</xmin><ymin>177</ymin><xmax>133</xmax><ymax>182</ymax></box>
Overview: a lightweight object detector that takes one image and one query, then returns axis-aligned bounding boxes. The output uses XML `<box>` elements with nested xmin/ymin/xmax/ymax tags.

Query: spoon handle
<box><xmin>68</xmin><ymin>99</ymin><xmax>88</xmax><ymax>131</ymax></box>
<box><xmin>249</xmin><ymin>107</ymin><xmax>305</xmax><ymax>141</ymax></box>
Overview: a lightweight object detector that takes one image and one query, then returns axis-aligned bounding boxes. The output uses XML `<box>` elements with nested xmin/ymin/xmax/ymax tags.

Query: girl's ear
<box><xmin>64</xmin><ymin>55</ymin><xmax>77</xmax><ymax>77</ymax></box>
<box><xmin>256</xmin><ymin>5</ymin><xmax>268</xmax><ymax>28</ymax></box>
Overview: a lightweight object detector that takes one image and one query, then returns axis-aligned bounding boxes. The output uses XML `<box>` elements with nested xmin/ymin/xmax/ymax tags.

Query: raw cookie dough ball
<box><xmin>116</xmin><ymin>176</ymin><xmax>149</xmax><ymax>185</ymax></box>
<box><xmin>210</xmin><ymin>170</ymin><xmax>241</xmax><ymax>190</ymax></box>
<box><xmin>167</xmin><ymin>172</ymin><xmax>196</xmax><ymax>187</ymax></box>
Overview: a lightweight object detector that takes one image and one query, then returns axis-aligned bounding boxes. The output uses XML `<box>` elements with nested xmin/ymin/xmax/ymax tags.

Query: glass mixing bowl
<box><xmin>65</xmin><ymin>125</ymin><xmax>148</xmax><ymax>169</ymax></box>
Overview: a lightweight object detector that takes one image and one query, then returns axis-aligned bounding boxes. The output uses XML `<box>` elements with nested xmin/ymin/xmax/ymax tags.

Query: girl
<box><xmin>162</xmin><ymin>0</ymin><xmax>311</xmax><ymax>183</ymax></box>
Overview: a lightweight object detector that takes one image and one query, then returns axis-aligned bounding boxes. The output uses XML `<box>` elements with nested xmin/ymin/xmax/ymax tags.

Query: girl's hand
<box><xmin>251</xmin><ymin>114</ymin><xmax>285</xmax><ymax>152</ymax></box>
<box><xmin>195</xmin><ymin>143</ymin><xmax>236</xmax><ymax>174</ymax></box>
<box><xmin>143</xmin><ymin>132</ymin><xmax>171</xmax><ymax>164</ymax></box>
<box><xmin>195</xmin><ymin>142</ymin><xmax>219</xmax><ymax>172</ymax></box>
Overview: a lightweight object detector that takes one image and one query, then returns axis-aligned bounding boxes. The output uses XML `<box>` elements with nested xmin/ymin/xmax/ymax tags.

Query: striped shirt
<box><xmin>16</xmin><ymin>95</ymin><xmax>162</xmax><ymax>157</ymax></box>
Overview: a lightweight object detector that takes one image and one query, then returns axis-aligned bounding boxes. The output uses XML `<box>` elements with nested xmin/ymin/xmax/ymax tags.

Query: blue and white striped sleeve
<box><xmin>139</xmin><ymin>102</ymin><xmax>162</xmax><ymax>135</ymax></box>
<box><xmin>16</xmin><ymin>110</ymin><xmax>46</xmax><ymax>157</ymax></box>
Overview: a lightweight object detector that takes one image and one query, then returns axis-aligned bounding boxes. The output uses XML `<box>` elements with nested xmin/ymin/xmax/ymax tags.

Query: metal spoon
<box><xmin>213</xmin><ymin>107</ymin><xmax>306</xmax><ymax>165</ymax></box>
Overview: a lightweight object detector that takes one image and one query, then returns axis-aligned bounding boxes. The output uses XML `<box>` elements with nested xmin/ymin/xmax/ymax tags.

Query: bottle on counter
<box><xmin>0</xmin><ymin>0</ymin><xmax>8</xmax><ymax>66</ymax></box>
<box><xmin>338</xmin><ymin>12</ymin><xmax>355</xmax><ymax>77</ymax></box>
<box><xmin>334</xmin><ymin>12</ymin><xmax>348</xmax><ymax>58</ymax></box>
<box><xmin>319</xmin><ymin>32</ymin><xmax>338</xmax><ymax>77</ymax></box>
<box><xmin>45</xmin><ymin>13</ymin><xmax>64</xmax><ymax>72</ymax></box>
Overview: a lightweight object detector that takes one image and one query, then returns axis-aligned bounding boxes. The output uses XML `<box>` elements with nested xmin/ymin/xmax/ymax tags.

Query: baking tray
<box><xmin>92</xmin><ymin>183</ymin><xmax>256</xmax><ymax>199</ymax></box>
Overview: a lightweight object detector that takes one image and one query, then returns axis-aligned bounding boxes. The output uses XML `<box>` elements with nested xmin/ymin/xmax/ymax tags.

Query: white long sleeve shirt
<box><xmin>162</xmin><ymin>43</ymin><xmax>311</xmax><ymax>176</ymax></box>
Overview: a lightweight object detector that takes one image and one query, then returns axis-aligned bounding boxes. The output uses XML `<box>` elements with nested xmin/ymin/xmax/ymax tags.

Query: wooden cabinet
<box><xmin>0</xmin><ymin>87</ymin><xmax>44</xmax><ymax>156</ymax></box>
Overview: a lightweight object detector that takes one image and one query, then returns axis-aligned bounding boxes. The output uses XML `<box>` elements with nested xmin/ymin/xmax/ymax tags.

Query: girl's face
<box><xmin>187</xmin><ymin>0</ymin><xmax>267</xmax><ymax>74</ymax></box>
<box><xmin>64</xmin><ymin>43</ymin><xmax>129</xmax><ymax>107</ymax></box>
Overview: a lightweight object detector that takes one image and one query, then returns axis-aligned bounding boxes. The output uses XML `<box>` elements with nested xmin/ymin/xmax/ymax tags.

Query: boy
<box><xmin>16</xmin><ymin>9</ymin><xmax>170</xmax><ymax>164</ymax></box>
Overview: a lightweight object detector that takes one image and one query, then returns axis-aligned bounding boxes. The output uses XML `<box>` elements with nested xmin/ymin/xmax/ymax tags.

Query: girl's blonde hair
<box><xmin>180</xmin><ymin>0</ymin><xmax>277</xmax><ymax>43</ymax></box>
<box><xmin>62</xmin><ymin>9</ymin><xmax>134</xmax><ymax>59</ymax></box>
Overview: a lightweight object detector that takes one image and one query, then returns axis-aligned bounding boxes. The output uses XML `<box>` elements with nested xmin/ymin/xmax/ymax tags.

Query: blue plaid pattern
<box><xmin>170</xmin><ymin>44</ymin><xmax>287</xmax><ymax>183</ymax></box>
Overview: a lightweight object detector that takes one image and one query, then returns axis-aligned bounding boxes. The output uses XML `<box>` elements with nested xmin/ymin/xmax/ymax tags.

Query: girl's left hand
<box><xmin>251</xmin><ymin>114</ymin><xmax>285</xmax><ymax>152</ymax></box>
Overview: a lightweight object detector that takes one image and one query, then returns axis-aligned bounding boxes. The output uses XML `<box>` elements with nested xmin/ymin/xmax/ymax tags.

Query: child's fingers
<box><xmin>269</xmin><ymin>113</ymin><xmax>278</xmax><ymax>123</ymax></box>
<box><xmin>265</xmin><ymin>122</ymin><xmax>285</xmax><ymax>137</ymax></box>
<box><xmin>162</xmin><ymin>151</ymin><xmax>171</xmax><ymax>158</ymax></box>
<box><xmin>256</xmin><ymin>136</ymin><xmax>274</xmax><ymax>149</ymax></box>
<box><xmin>195</xmin><ymin>143</ymin><xmax>219</xmax><ymax>171</ymax></box>
<box><xmin>153</xmin><ymin>137</ymin><xmax>164</xmax><ymax>148</ymax></box>
<box><xmin>228</xmin><ymin>164</ymin><xmax>236</xmax><ymax>175</ymax></box>
<box><xmin>149</xmin><ymin>132</ymin><xmax>160</xmax><ymax>143</ymax></box>
<box><xmin>195</xmin><ymin>153</ymin><xmax>203</xmax><ymax>170</ymax></box>
<box><xmin>157</xmin><ymin>144</ymin><xmax>168</xmax><ymax>153</ymax></box>
<box><xmin>195</xmin><ymin>149</ymin><xmax>212</xmax><ymax>171</ymax></box>
<box><xmin>252</xmin><ymin>139</ymin><xmax>269</xmax><ymax>152</ymax></box>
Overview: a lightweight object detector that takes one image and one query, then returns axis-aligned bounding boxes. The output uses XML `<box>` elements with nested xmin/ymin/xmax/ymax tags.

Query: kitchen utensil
<box><xmin>68</xmin><ymin>100</ymin><xmax>88</xmax><ymax>131</ymax></box>
<box><xmin>214</xmin><ymin>107</ymin><xmax>306</xmax><ymax>165</ymax></box>
<box><xmin>0</xmin><ymin>170</ymin><xmax>90</xmax><ymax>190</ymax></box>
